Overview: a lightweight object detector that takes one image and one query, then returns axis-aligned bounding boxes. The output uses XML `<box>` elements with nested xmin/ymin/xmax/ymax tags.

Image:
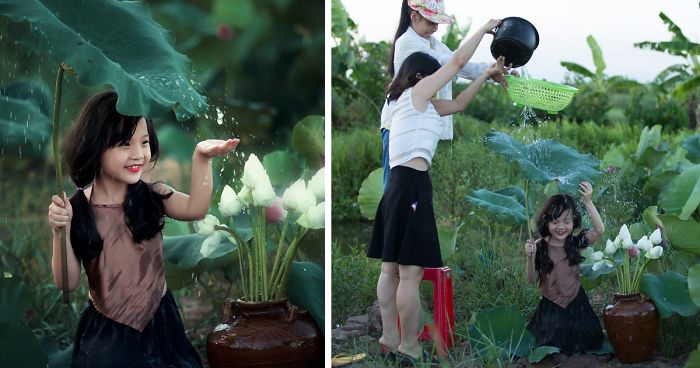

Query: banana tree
<box><xmin>561</xmin><ymin>35</ymin><xmax>641</xmax><ymax>123</ymax></box>
<box><xmin>635</xmin><ymin>6</ymin><xmax>700</xmax><ymax>129</ymax></box>
<box><xmin>0</xmin><ymin>0</ymin><xmax>209</xmax><ymax>302</ymax></box>
<box><xmin>467</xmin><ymin>131</ymin><xmax>601</xmax><ymax>239</ymax></box>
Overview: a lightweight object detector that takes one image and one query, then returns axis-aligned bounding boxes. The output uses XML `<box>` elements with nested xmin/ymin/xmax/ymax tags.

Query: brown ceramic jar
<box><xmin>602</xmin><ymin>293</ymin><xmax>659</xmax><ymax>363</ymax></box>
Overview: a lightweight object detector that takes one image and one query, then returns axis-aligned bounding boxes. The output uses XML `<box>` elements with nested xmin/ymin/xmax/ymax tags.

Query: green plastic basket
<box><xmin>505</xmin><ymin>75</ymin><xmax>578</xmax><ymax>114</ymax></box>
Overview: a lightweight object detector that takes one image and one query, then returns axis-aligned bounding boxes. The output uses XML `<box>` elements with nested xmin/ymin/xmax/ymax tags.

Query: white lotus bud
<box><xmin>241</xmin><ymin>154</ymin><xmax>268</xmax><ymax>189</ymax></box>
<box><xmin>219</xmin><ymin>185</ymin><xmax>243</xmax><ymax>217</ymax></box>
<box><xmin>200</xmin><ymin>231</ymin><xmax>222</xmax><ymax>257</ymax></box>
<box><xmin>193</xmin><ymin>214</ymin><xmax>220</xmax><ymax>236</ymax></box>
<box><xmin>650</xmin><ymin>228</ymin><xmax>662</xmax><ymax>245</ymax></box>
<box><xmin>591</xmin><ymin>251</ymin><xmax>604</xmax><ymax>262</ymax></box>
<box><xmin>297</xmin><ymin>202</ymin><xmax>325</xmax><ymax>229</ymax></box>
<box><xmin>637</xmin><ymin>235</ymin><xmax>653</xmax><ymax>252</ymax></box>
<box><xmin>282</xmin><ymin>179</ymin><xmax>317</xmax><ymax>213</ymax></box>
<box><xmin>604</xmin><ymin>239</ymin><xmax>617</xmax><ymax>255</ymax></box>
<box><xmin>252</xmin><ymin>179</ymin><xmax>276</xmax><ymax>207</ymax></box>
<box><xmin>309</xmin><ymin>167</ymin><xmax>325</xmax><ymax>201</ymax></box>
<box><xmin>645</xmin><ymin>246</ymin><xmax>664</xmax><ymax>259</ymax></box>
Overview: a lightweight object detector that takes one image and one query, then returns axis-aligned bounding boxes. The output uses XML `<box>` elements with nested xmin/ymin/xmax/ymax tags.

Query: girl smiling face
<box><xmin>99</xmin><ymin>118</ymin><xmax>152</xmax><ymax>185</ymax></box>
<box><xmin>547</xmin><ymin>209</ymin><xmax>574</xmax><ymax>244</ymax></box>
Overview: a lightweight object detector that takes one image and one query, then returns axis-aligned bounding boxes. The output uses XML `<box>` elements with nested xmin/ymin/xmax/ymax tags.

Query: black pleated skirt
<box><xmin>526</xmin><ymin>286</ymin><xmax>604</xmax><ymax>353</ymax></box>
<box><xmin>72</xmin><ymin>289</ymin><xmax>202</xmax><ymax>368</ymax></box>
<box><xmin>367</xmin><ymin>166</ymin><xmax>442</xmax><ymax>267</ymax></box>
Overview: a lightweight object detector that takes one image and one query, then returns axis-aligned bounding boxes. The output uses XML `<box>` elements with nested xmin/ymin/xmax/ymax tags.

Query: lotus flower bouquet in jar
<box><xmin>194</xmin><ymin>153</ymin><xmax>325</xmax><ymax>302</ymax></box>
<box><xmin>590</xmin><ymin>224</ymin><xmax>665</xmax><ymax>294</ymax></box>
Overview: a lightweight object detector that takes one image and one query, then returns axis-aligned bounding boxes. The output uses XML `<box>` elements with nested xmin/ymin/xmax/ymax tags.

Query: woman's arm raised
<box><xmin>412</xmin><ymin>19</ymin><xmax>501</xmax><ymax>105</ymax></box>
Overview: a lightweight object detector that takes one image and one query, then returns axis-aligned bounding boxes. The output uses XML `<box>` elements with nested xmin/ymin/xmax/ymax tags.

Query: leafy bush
<box><xmin>331</xmin><ymin>243</ymin><xmax>380</xmax><ymax>326</ymax></box>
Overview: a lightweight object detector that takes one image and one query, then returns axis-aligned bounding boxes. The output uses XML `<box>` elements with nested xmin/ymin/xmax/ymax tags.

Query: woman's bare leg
<box><xmin>397</xmin><ymin>264</ymin><xmax>424</xmax><ymax>358</ymax></box>
<box><xmin>377</xmin><ymin>262</ymin><xmax>400</xmax><ymax>351</ymax></box>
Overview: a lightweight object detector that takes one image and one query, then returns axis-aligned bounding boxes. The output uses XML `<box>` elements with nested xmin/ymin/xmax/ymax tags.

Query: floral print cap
<box><xmin>408</xmin><ymin>0</ymin><xmax>454</xmax><ymax>24</ymax></box>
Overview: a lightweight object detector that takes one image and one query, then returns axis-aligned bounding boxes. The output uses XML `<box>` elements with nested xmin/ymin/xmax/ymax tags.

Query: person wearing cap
<box><xmin>380</xmin><ymin>0</ymin><xmax>516</xmax><ymax>188</ymax></box>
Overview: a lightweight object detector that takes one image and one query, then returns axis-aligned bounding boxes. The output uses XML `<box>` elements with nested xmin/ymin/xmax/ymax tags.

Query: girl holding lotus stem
<box><xmin>47</xmin><ymin>91</ymin><xmax>238</xmax><ymax>367</ymax></box>
<box><xmin>367</xmin><ymin>17</ymin><xmax>508</xmax><ymax>364</ymax></box>
<box><xmin>523</xmin><ymin>182</ymin><xmax>605</xmax><ymax>353</ymax></box>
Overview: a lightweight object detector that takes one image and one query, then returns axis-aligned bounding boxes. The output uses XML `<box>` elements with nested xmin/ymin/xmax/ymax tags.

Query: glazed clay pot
<box><xmin>206</xmin><ymin>298</ymin><xmax>323</xmax><ymax>368</ymax></box>
<box><xmin>602</xmin><ymin>293</ymin><xmax>658</xmax><ymax>363</ymax></box>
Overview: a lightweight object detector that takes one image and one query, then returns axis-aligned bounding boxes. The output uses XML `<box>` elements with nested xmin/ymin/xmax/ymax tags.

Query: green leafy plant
<box><xmin>467</xmin><ymin>131</ymin><xmax>601</xmax><ymax>238</ymax></box>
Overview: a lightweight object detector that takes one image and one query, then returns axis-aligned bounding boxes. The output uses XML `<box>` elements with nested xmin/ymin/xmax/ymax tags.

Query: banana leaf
<box><xmin>484</xmin><ymin>131</ymin><xmax>601</xmax><ymax>194</ymax></box>
<box><xmin>0</xmin><ymin>0</ymin><xmax>207</xmax><ymax>120</ymax></box>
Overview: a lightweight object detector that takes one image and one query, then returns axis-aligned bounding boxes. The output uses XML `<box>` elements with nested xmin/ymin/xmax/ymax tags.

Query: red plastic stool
<box><xmin>395</xmin><ymin>267</ymin><xmax>455</xmax><ymax>354</ymax></box>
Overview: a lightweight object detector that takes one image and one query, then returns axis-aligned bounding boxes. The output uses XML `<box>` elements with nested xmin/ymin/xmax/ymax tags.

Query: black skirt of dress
<box><xmin>526</xmin><ymin>286</ymin><xmax>604</xmax><ymax>353</ymax></box>
<box><xmin>72</xmin><ymin>289</ymin><xmax>202</xmax><ymax>368</ymax></box>
<box><xmin>367</xmin><ymin>165</ymin><xmax>442</xmax><ymax>268</ymax></box>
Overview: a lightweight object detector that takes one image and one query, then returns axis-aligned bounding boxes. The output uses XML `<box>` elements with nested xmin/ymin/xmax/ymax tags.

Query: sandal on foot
<box><xmin>379</xmin><ymin>344</ymin><xmax>397</xmax><ymax>361</ymax></box>
<box><xmin>395</xmin><ymin>350</ymin><xmax>439</xmax><ymax>367</ymax></box>
<box><xmin>331</xmin><ymin>353</ymin><xmax>366</xmax><ymax>367</ymax></box>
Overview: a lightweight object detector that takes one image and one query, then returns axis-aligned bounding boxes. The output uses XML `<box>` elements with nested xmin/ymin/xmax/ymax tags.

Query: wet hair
<box><xmin>386</xmin><ymin>52</ymin><xmax>441</xmax><ymax>103</ymax></box>
<box><xmin>388</xmin><ymin>0</ymin><xmax>414</xmax><ymax>78</ymax></box>
<box><xmin>534</xmin><ymin>194</ymin><xmax>586</xmax><ymax>276</ymax></box>
<box><xmin>63</xmin><ymin>91</ymin><xmax>171</xmax><ymax>262</ymax></box>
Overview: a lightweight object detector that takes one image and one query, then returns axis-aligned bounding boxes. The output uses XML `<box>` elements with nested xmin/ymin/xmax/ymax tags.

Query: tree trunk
<box><xmin>688</xmin><ymin>92</ymin><xmax>698</xmax><ymax>130</ymax></box>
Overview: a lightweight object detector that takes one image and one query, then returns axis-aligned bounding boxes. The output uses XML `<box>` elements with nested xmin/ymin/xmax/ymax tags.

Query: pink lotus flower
<box><xmin>265</xmin><ymin>197</ymin><xmax>287</xmax><ymax>224</ymax></box>
<box><xmin>628</xmin><ymin>245</ymin><xmax>639</xmax><ymax>258</ymax></box>
<box><xmin>607</xmin><ymin>165</ymin><xmax>618</xmax><ymax>174</ymax></box>
<box><xmin>217</xmin><ymin>24</ymin><xmax>232</xmax><ymax>40</ymax></box>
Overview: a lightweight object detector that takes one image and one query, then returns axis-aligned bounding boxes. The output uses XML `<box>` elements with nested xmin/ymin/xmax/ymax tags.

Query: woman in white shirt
<box><xmin>380</xmin><ymin>0</ymin><xmax>515</xmax><ymax>188</ymax></box>
<box><xmin>367</xmin><ymin>16</ymin><xmax>507</xmax><ymax>364</ymax></box>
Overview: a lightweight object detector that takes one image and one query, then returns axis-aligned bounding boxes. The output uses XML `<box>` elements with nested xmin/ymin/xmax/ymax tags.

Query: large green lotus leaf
<box><xmin>0</xmin><ymin>276</ymin><xmax>30</xmax><ymax>324</ymax></box>
<box><xmin>0</xmin><ymin>323</ymin><xmax>48</xmax><ymax>367</ymax></box>
<box><xmin>641</xmin><ymin>272</ymin><xmax>699</xmax><ymax>318</ymax></box>
<box><xmin>643</xmin><ymin>207</ymin><xmax>700</xmax><ymax>255</ymax></box>
<box><xmin>0</xmin><ymin>0</ymin><xmax>207</xmax><ymax>121</ymax></box>
<box><xmin>438</xmin><ymin>221</ymin><xmax>463</xmax><ymax>262</ymax></box>
<box><xmin>286</xmin><ymin>261</ymin><xmax>324</xmax><ymax>334</ymax></box>
<box><xmin>689</xmin><ymin>264</ymin><xmax>700</xmax><ymax>308</ymax></box>
<box><xmin>358</xmin><ymin>168</ymin><xmax>384</xmax><ymax>220</ymax></box>
<box><xmin>466</xmin><ymin>187</ymin><xmax>527</xmax><ymax>225</ymax></box>
<box><xmin>682</xmin><ymin>135</ymin><xmax>700</xmax><ymax>163</ymax></box>
<box><xmin>528</xmin><ymin>346</ymin><xmax>560</xmax><ymax>363</ymax></box>
<box><xmin>467</xmin><ymin>306</ymin><xmax>534</xmax><ymax>358</ymax></box>
<box><xmin>291</xmin><ymin>115</ymin><xmax>324</xmax><ymax>168</ymax></box>
<box><xmin>0</xmin><ymin>80</ymin><xmax>52</xmax><ymax>157</ymax></box>
<box><xmin>659</xmin><ymin>164</ymin><xmax>700</xmax><ymax>220</ymax></box>
<box><xmin>687</xmin><ymin>343</ymin><xmax>700</xmax><ymax>368</ymax></box>
<box><xmin>263</xmin><ymin>150</ymin><xmax>303</xmax><ymax>187</ymax></box>
<box><xmin>484</xmin><ymin>131</ymin><xmax>601</xmax><ymax>193</ymax></box>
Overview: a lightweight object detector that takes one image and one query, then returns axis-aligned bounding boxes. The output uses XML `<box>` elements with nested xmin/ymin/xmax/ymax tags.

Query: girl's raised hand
<box><xmin>578</xmin><ymin>181</ymin><xmax>593</xmax><ymax>204</ymax></box>
<box><xmin>48</xmin><ymin>193</ymin><xmax>73</xmax><ymax>232</ymax></box>
<box><xmin>524</xmin><ymin>239</ymin><xmax>536</xmax><ymax>256</ymax></box>
<box><xmin>195</xmin><ymin>138</ymin><xmax>240</xmax><ymax>159</ymax></box>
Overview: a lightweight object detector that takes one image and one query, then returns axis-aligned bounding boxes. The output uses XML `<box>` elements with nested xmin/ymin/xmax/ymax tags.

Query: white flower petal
<box><xmin>241</xmin><ymin>154</ymin><xmax>269</xmax><ymax>189</ymax></box>
<box><xmin>618</xmin><ymin>224</ymin><xmax>631</xmax><ymax>243</ymax></box>
<box><xmin>219</xmin><ymin>185</ymin><xmax>243</xmax><ymax>217</ymax></box>
<box><xmin>194</xmin><ymin>214</ymin><xmax>220</xmax><ymax>236</ymax></box>
<box><xmin>592</xmin><ymin>251</ymin><xmax>604</xmax><ymax>262</ymax></box>
<box><xmin>252</xmin><ymin>180</ymin><xmax>276</xmax><ymax>207</ymax></box>
<box><xmin>645</xmin><ymin>246</ymin><xmax>664</xmax><ymax>259</ymax></box>
<box><xmin>650</xmin><ymin>228</ymin><xmax>662</xmax><ymax>245</ymax></box>
<box><xmin>200</xmin><ymin>232</ymin><xmax>222</xmax><ymax>257</ymax></box>
<box><xmin>604</xmin><ymin>239</ymin><xmax>617</xmax><ymax>255</ymax></box>
<box><xmin>309</xmin><ymin>167</ymin><xmax>325</xmax><ymax>201</ymax></box>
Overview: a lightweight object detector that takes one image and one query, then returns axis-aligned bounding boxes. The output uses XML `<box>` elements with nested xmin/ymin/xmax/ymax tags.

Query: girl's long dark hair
<box><xmin>388</xmin><ymin>0</ymin><xmax>413</xmax><ymax>78</ymax></box>
<box><xmin>386</xmin><ymin>52</ymin><xmax>440</xmax><ymax>103</ymax></box>
<box><xmin>534</xmin><ymin>194</ymin><xmax>586</xmax><ymax>276</ymax></box>
<box><xmin>63</xmin><ymin>91</ymin><xmax>171</xmax><ymax>262</ymax></box>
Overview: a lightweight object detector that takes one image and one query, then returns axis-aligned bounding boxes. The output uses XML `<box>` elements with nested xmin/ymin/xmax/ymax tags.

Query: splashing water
<box><xmin>216</xmin><ymin>107</ymin><xmax>224</xmax><ymax>125</ymax></box>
